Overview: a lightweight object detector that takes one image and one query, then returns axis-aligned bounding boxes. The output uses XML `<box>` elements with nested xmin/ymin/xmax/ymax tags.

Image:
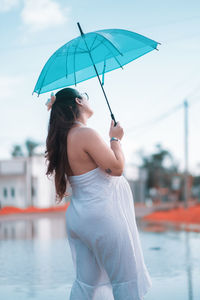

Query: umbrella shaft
<box><xmin>80</xmin><ymin>32</ymin><xmax>117</xmax><ymax>125</ymax></box>
<box><xmin>92</xmin><ymin>59</ymin><xmax>117</xmax><ymax>126</ymax></box>
<box><xmin>92</xmin><ymin>58</ymin><xmax>117</xmax><ymax>126</ymax></box>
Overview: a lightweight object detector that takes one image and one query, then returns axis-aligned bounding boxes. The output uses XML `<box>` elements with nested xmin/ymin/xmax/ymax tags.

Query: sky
<box><xmin>0</xmin><ymin>0</ymin><xmax>200</xmax><ymax>175</ymax></box>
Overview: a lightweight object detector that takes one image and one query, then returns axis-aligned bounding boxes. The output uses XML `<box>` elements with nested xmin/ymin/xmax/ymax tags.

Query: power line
<box><xmin>126</xmin><ymin>92</ymin><xmax>200</xmax><ymax>137</ymax></box>
<box><xmin>126</xmin><ymin>103</ymin><xmax>183</xmax><ymax>135</ymax></box>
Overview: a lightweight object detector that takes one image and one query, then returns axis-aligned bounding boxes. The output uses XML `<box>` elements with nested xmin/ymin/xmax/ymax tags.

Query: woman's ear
<box><xmin>75</xmin><ymin>97</ymin><xmax>83</xmax><ymax>105</ymax></box>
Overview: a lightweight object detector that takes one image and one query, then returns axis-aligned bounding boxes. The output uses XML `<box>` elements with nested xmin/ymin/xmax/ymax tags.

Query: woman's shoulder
<box><xmin>79</xmin><ymin>126</ymin><xmax>101</xmax><ymax>136</ymax></box>
<box><xmin>68</xmin><ymin>126</ymin><xmax>99</xmax><ymax>143</ymax></box>
<box><xmin>68</xmin><ymin>127</ymin><xmax>104</xmax><ymax>149</ymax></box>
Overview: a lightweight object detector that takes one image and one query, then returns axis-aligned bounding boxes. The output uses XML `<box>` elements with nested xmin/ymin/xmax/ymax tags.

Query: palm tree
<box><xmin>11</xmin><ymin>145</ymin><xmax>24</xmax><ymax>157</ymax></box>
<box><xmin>25</xmin><ymin>139</ymin><xmax>41</xmax><ymax>157</ymax></box>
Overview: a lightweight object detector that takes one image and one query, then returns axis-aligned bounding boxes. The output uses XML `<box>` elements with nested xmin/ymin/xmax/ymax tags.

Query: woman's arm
<box><xmin>81</xmin><ymin>127</ymin><xmax>125</xmax><ymax>176</ymax></box>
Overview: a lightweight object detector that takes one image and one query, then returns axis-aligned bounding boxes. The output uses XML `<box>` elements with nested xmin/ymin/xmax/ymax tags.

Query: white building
<box><xmin>0</xmin><ymin>155</ymin><xmax>147</xmax><ymax>209</ymax></box>
<box><xmin>0</xmin><ymin>155</ymin><xmax>57</xmax><ymax>208</ymax></box>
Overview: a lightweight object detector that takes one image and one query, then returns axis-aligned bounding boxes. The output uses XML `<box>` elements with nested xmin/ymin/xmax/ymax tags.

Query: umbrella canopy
<box><xmin>33</xmin><ymin>23</ymin><xmax>161</xmax><ymax>124</ymax></box>
<box><xmin>34</xmin><ymin>27</ymin><xmax>160</xmax><ymax>95</ymax></box>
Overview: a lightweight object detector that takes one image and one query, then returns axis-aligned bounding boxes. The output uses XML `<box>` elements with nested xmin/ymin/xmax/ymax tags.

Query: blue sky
<box><xmin>1</xmin><ymin>0</ymin><xmax>200</xmax><ymax>174</ymax></box>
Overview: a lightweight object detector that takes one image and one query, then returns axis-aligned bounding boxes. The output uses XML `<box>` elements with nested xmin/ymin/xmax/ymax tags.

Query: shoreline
<box><xmin>1</xmin><ymin>201</ymin><xmax>200</xmax><ymax>233</ymax></box>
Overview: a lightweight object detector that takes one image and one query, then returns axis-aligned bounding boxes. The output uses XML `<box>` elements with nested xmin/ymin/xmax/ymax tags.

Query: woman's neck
<box><xmin>74</xmin><ymin>120</ymin><xmax>87</xmax><ymax>127</ymax></box>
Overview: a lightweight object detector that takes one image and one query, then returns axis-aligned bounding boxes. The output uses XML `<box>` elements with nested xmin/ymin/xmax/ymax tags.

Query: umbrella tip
<box><xmin>77</xmin><ymin>22</ymin><xmax>84</xmax><ymax>36</ymax></box>
<box><xmin>155</xmin><ymin>42</ymin><xmax>161</xmax><ymax>51</ymax></box>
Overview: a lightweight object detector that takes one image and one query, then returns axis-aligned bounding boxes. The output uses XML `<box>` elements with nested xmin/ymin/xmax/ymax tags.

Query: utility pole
<box><xmin>184</xmin><ymin>100</ymin><xmax>189</xmax><ymax>209</ymax></box>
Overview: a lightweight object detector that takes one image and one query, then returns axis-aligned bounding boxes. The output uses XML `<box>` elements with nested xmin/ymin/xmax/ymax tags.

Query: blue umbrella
<box><xmin>33</xmin><ymin>23</ymin><xmax>161</xmax><ymax>124</ymax></box>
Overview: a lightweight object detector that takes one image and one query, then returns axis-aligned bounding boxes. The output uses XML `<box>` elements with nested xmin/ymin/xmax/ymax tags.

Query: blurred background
<box><xmin>0</xmin><ymin>0</ymin><xmax>200</xmax><ymax>299</ymax></box>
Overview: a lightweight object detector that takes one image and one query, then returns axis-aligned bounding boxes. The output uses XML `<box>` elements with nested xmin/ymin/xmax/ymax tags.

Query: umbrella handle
<box><xmin>111</xmin><ymin>113</ymin><xmax>117</xmax><ymax>127</ymax></box>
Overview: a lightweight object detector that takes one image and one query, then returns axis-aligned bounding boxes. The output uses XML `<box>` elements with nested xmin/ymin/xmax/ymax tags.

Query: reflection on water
<box><xmin>0</xmin><ymin>213</ymin><xmax>67</xmax><ymax>240</ymax></box>
<box><xmin>0</xmin><ymin>212</ymin><xmax>199</xmax><ymax>300</ymax></box>
<box><xmin>185</xmin><ymin>231</ymin><xmax>194</xmax><ymax>300</ymax></box>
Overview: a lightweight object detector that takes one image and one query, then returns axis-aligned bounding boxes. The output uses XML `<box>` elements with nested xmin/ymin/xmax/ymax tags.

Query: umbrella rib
<box><xmin>73</xmin><ymin>40</ymin><xmax>80</xmax><ymax>86</ymax></box>
<box><xmin>65</xmin><ymin>45</ymin><xmax>70</xmax><ymax>78</ymax></box>
<box><xmin>37</xmin><ymin>52</ymin><xmax>59</xmax><ymax>95</ymax></box>
<box><xmin>70</xmin><ymin>43</ymin><xmax>88</xmax><ymax>53</ymax></box>
<box><xmin>98</xmin><ymin>38</ymin><xmax>123</xmax><ymax>70</ymax></box>
<box><xmin>89</xmin><ymin>35</ymin><xmax>98</xmax><ymax>51</ymax></box>
<box><xmin>89</xmin><ymin>41</ymin><xmax>104</xmax><ymax>52</ymax></box>
<box><xmin>95</xmin><ymin>32</ymin><xmax>123</xmax><ymax>56</ymax></box>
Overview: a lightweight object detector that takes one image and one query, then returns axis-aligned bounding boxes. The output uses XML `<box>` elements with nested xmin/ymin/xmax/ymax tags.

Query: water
<box><xmin>0</xmin><ymin>212</ymin><xmax>199</xmax><ymax>300</ymax></box>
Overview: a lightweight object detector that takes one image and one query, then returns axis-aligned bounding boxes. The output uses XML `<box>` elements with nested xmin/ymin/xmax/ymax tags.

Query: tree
<box><xmin>139</xmin><ymin>143</ymin><xmax>179</xmax><ymax>190</ymax></box>
<box><xmin>11</xmin><ymin>139</ymin><xmax>41</xmax><ymax>157</ymax></box>
<box><xmin>25</xmin><ymin>139</ymin><xmax>41</xmax><ymax>157</ymax></box>
<box><xmin>11</xmin><ymin>145</ymin><xmax>24</xmax><ymax>157</ymax></box>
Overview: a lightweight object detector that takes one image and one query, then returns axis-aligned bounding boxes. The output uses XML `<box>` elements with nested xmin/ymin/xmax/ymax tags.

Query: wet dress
<box><xmin>65</xmin><ymin>166</ymin><xmax>152</xmax><ymax>300</ymax></box>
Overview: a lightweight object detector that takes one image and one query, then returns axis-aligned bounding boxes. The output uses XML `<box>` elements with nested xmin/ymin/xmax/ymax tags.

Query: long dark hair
<box><xmin>45</xmin><ymin>88</ymin><xmax>83</xmax><ymax>203</ymax></box>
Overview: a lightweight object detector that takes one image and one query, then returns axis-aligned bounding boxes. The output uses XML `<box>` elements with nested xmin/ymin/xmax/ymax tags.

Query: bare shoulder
<box><xmin>68</xmin><ymin>126</ymin><xmax>95</xmax><ymax>138</ymax></box>
<box><xmin>79</xmin><ymin>127</ymin><xmax>105</xmax><ymax>145</ymax></box>
<box><xmin>68</xmin><ymin>126</ymin><xmax>103</xmax><ymax>149</ymax></box>
<box><xmin>79</xmin><ymin>127</ymin><xmax>102</xmax><ymax>138</ymax></box>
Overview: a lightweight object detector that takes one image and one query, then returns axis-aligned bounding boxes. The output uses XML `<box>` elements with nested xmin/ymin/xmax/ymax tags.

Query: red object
<box><xmin>0</xmin><ymin>202</ymin><xmax>70</xmax><ymax>215</ymax></box>
<box><xmin>142</xmin><ymin>204</ymin><xmax>200</xmax><ymax>224</ymax></box>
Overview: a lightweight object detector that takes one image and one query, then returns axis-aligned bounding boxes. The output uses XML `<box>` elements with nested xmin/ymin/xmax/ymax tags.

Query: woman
<box><xmin>45</xmin><ymin>87</ymin><xmax>152</xmax><ymax>300</ymax></box>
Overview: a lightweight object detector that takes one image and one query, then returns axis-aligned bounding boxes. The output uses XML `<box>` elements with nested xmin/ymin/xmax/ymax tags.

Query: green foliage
<box><xmin>139</xmin><ymin>143</ymin><xmax>179</xmax><ymax>189</ymax></box>
<box><xmin>11</xmin><ymin>145</ymin><xmax>24</xmax><ymax>157</ymax></box>
<box><xmin>11</xmin><ymin>139</ymin><xmax>42</xmax><ymax>157</ymax></box>
<box><xmin>25</xmin><ymin>139</ymin><xmax>40</xmax><ymax>157</ymax></box>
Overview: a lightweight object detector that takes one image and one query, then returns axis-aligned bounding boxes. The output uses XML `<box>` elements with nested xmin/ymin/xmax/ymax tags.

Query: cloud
<box><xmin>0</xmin><ymin>0</ymin><xmax>21</xmax><ymax>12</ymax></box>
<box><xmin>21</xmin><ymin>0</ymin><xmax>68</xmax><ymax>32</ymax></box>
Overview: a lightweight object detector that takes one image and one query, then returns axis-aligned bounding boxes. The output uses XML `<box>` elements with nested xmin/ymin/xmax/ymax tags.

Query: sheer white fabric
<box><xmin>66</xmin><ymin>167</ymin><xmax>152</xmax><ymax>300</ymax></box>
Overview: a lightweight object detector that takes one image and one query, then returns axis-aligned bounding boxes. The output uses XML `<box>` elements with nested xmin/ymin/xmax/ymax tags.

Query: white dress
<box><xmin>65</xmin><ymin>166</ymin><xmax>152</xmax><ymax>300</ymax></box>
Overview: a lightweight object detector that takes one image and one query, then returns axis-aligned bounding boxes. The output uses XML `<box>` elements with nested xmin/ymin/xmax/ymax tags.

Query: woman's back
<box><xmin>67</xmin><ymin>126</ymin><xmax>98</xmax><ymax>176</ymax></box>
<box><xmin>67</xmin><ymin>122</ymin><xmax>125</xmax><ymax>178</ymax></box>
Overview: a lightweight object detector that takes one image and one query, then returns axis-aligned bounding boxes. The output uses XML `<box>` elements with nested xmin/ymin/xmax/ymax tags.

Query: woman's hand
<box><xmin>109</xmin><ymin>120</ymin><xmax>124</xmax><ymax>140</ymax></box>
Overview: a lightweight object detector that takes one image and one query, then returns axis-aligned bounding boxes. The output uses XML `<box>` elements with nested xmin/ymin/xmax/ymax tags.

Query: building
<box><xmin>124</xmin><ymin>163</ymin><xmax>147</xmax><ymax>203</ymax></box>
<box><xmin>0</xmin><ymin>156</ymin><xmax>146</xmax><ymax>208</ymax></box>
<box><xmin>0</xmin><ymin>155</ymin><xmax>56</xmax><ymax>208</ymax></box>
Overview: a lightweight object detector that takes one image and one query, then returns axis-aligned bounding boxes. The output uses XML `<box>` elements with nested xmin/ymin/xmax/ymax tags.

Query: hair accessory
<box><xmin>45</xmin><ymin>92</ymin><xmax>56</xmax><ymax>111</ymax></box>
